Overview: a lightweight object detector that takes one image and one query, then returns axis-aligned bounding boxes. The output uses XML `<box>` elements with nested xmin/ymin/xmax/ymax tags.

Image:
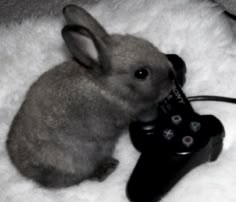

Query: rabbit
<box><xmin>0</xmin><ymin>0</ymin><xmax>100</xmax><ymax>24</ymax></box>
<box><xmin>6</xmin><ymin>4</ymin><xmax>175</xmax><ymax>189</ymax></box>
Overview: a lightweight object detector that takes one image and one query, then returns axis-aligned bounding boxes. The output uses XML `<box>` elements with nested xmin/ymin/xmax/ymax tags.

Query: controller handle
<box><xmin>126</xmin><ymin>115</ymin><xmax>224</xmax><ymax>202</ymax></box>
<box><xmin>166</xmin><ymin>54</ymin><xmax>186</xmax><ymax>87</ymax></box>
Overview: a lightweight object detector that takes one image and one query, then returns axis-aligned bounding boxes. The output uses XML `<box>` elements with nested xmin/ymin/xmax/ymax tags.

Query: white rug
<box><xmin>1</xmin><ymin>0</ymin><xmax>236</xmax><ymax>201</ymax></box>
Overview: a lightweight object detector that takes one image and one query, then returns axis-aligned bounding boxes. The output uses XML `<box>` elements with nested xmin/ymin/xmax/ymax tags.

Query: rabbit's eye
<box><xmin>134</xmin><ymin>68</ymin><xmax>149</xmax><ymax>80</ymax></box>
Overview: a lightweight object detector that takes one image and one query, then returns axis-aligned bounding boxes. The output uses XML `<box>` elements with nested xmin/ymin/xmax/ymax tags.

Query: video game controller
<box><xmin>126</xmin><ymin>61</ymin><xmax>225</xmax><ymax>202</ymax></box>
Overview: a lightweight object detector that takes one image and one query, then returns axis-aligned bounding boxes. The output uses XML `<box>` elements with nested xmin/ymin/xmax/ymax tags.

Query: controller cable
<box><xmin>188</xmin><ymin>96</ymin><xmax>236</xmax><ymax>104</ymax></box>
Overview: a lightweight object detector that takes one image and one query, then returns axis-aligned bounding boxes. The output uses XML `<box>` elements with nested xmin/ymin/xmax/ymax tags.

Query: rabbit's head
<box><xmin>62</xmin><ymin>5</ymin><xmax>174</xmax><ymax>108</ymax></box>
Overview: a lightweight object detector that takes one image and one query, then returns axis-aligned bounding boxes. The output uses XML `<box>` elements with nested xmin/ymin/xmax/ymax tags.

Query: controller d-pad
<box><xmin>182</xmin><ymin>136</ymin><xmax>194</xmax><ymax>147</ymax></box>
<box><xmin>171</xmin><ymin>115</ymin><xmax>182</xmax><ymax>125</ymax></box>
<box><xmin>190</xmin><ymin>121</ymin><xmax>201</xmax><ymax>133</ymax></box>
<box><xmin>163</xmin><ymin>129</ymin><xmax>175</xmax><ymax>140</ymax></box>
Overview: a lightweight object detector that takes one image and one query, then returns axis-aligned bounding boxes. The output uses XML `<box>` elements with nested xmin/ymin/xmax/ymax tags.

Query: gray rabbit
<box><xmin>6</xmin><ymin>5</ymin><xmax>175</xmax><ymax>188</ymax></box>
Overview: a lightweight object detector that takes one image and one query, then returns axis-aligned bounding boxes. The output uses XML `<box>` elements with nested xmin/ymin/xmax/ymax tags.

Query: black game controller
<box><xmin>126</xmin><ymin>56</ymin><xmax>225</xmax><ymax>202</ymax></box>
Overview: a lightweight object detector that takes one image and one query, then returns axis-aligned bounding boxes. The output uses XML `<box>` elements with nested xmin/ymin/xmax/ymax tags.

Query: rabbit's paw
<box><xmin>92</xmin><ymin>158</ymin><xmax>119</xmax><ymax>181</ymax></box>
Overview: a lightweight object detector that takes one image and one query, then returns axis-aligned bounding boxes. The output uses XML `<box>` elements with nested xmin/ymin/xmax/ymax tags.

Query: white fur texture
<box><xmin>1</xmin><ymin>0</ymin><xmax>236</xmax><ymax>201</ymax></box>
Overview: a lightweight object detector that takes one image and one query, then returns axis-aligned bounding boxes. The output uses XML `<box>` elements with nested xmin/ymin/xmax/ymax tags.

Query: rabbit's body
<box><xmin>7</xmin><ymin>61</ymin><xmax>127</xmax><ymax>187</ymax></box>
<box><xmin>6</xmin><ymin>5</ymin><xmax>174</xmax><ymax>188</ymax></box>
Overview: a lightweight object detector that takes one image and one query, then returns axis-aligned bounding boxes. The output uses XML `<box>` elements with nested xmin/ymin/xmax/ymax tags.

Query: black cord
<box><xmin>188</xmin><ymin>96</ymin><xmax>236</xmax><ymax>104</ymax></box>
<box><xmin>224</xmin><ymin>11</ymin><xmax>236</xmax><ymax>21</ymax></box>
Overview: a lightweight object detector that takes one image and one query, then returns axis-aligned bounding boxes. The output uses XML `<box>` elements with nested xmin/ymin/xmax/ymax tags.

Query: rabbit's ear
<box><xmin>62</xmin><ymin>25</ymin><xmax>111</xmax><ymax>73</ymax></box>
<box><xmin>63</xmin><ymin>5</ymin><xmax>109</xmax><ymax>42</ymax></box>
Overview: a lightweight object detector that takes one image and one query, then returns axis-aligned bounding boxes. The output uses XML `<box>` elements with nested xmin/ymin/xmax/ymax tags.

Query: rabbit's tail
<box><xmin>29</xmin><ymin>165</ymin><xmax>83</xmax><ymax>188</ymax></box>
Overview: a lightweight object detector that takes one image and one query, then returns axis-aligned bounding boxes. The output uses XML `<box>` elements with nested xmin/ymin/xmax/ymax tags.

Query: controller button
<box><xmin>171</xmin><ymin>115</ymin><xmax>182</xmax><ymax>125</ymax></box>
<box><xmin>146</xmin><ymin>132</ymin><xmax>155</xmax><ymax>136</ymax></box>
<box><xmin>182</xmin><ymin>136</ymin><xmax>194</xmax><ymax>147</ymax></box>
<box><xmin>163</xmin><ymin>129</ymin><xmax>175</xmax><ymax>140</ymax></box>
<box><xmin>143</xmin><ymin>125</ymin><xmax>155</xmax><ymax>131</ymax></box>
<box><xmin>190</xmin><ymin>121</ymin><xmax>201</xmax><ymax>133</ymax></box>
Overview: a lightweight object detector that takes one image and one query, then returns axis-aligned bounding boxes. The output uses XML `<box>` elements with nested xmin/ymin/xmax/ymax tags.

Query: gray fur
<box><xmin>6</xmin><ymin>5</ymin><xmax>174</xmax><ymax>188</ymax></box>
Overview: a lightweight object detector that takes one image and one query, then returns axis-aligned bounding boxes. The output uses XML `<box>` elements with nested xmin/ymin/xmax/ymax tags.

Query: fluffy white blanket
<box><xmin>1</xmin><ymin>0</ymin><xmax>236</xmax><ymax>201</ymax></box>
